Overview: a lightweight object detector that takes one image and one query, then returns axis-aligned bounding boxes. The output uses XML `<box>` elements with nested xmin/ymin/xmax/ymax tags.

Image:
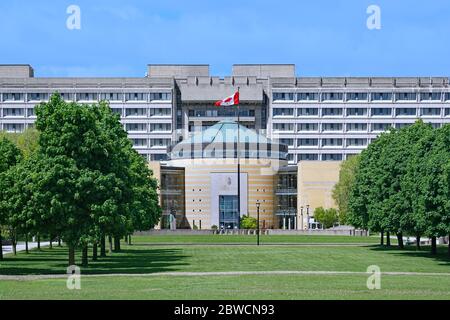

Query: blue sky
<box><xmin>1</xmin><ymin>0</ymin><xmax>450</xmax><ymax>77</ymax></box>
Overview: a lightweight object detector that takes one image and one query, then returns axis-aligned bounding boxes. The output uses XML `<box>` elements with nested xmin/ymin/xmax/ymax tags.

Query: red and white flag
<box><xmin>214</xmin><ymin>91</ymin><xmax>239</xmax><ymax>107</ymax></box>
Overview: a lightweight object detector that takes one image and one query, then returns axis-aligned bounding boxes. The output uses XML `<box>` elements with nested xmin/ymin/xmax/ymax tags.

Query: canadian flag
<box><xmin>214</xmin><ymin>91</ymin><xmax>239</xmax><ymax>107</ymax></box>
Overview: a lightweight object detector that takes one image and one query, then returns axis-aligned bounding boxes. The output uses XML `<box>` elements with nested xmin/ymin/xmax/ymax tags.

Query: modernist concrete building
<box><xmin>1</xmin><ymin>64</ymin><xmax>450</xmax><ymax>229</ymax></box>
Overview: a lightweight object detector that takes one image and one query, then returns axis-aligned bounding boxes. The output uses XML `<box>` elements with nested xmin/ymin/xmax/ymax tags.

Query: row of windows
<box><xmin>131</xmin><ymin>138</ymin><xmax>172</xmax><ymax>148</ymax></box>
<box><xmin>273</xmin><ymin>92</ymin><xmax>450</xmax><ymax>102</ymax></box>
<box><xmin>272</xmin><ymin>122</ymin><xmax>443</xmax><ymax>132</ymax></box>
<box><xmin>280</xmin><ymin>138</ymin><xmax>369</xmax><ymax>147</ymax></box>
<box><xmin>273</xmin><ymin>107</ymin><xmax>450</xmax><ymax>117</ymax></box>
<box><xmin>188</xmin><ymin>109</ymin><xmax>255</xmax><ymax>117</ymax></box>
<box><xmin>287</xmin><ymin>153</ymin><xmax>346</xmax><ymax>162</ymax></box>
<box><xmin>0</xmin><ymin>107</ymin><xmax>172</xmax><ymax>118</ymax></box>
<box><xmin>0</xmin><ymin>92</ymin><xmax>172</xmax><ymax>102</ymax></box>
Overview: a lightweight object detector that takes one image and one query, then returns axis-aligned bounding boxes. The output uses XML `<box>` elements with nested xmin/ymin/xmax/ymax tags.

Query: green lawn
<box><xmin>0</xmin><ymin>235</ymin><xmax>449</xmax><ymax>300</ymax></box>
<box><xmin>130</xmin><ymin>234</ymin><xmax>387</xmax><ymax>244</ymax></box>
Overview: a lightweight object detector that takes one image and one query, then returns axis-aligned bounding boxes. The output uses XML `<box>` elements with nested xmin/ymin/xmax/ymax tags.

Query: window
<box><xmin>445</xmin><ymin>108</ymin><xmax>450</xmax><ymax>116</ymax></box>
<box><xmin>273</xmin><ymin>92</ymin><xmax>294</xmax><ymax>101</ymax></box>
<box><xmin>100</xmin><ymin>93</ymin><xmax>122</xmax><ymax>101</ymax></box>
<box><xmin>420</xmin><ymin>108</ymin><xmax>441</xmax><ymax>116</ymax></box>
<box><xmin>322</xmin><ymin>123</ymin><xmax>343</xmax><ymax>132</ymax></box>
<box><xmin>150</xmin><ymin>108</ymin><xmax>171</xmax><ymax>116</ymax></box>
<box><xmin>125</xmin><ymin>93</ymin><xmax>147</xmax><ymax>101</ymax></box>
<box><xmin>299</xmin><ymin>154</ymin><xmax>318</xmax><ymax>161</ymax></box>
<box><xmin>287</xmin><ymin>154</ymin><xmax>295</xmax><ymax>163</ymax></box>
<box><xmin>371</xmin><ymin>108</ymin><xmax>392</xmax><ymax>116</ymax></box>
<box><xmin>396</xmin><ymin>92</ymin><xmax>417</xmax><ymax>101</ymax></box>
<box><xmin>28</xmin><ymin>93</ymin><xmax>49</xmax><ymax>101</ymax></box>
<box><xmin>322</xmin><ymin>108</ymin><xmax>343</xmax><ymax>116</ymax></box>
<box><xmin>280</xmin><ymin>138</ymin><xmax>294</xmax><ymax>147</ymax></box>
<box><xmin>346</xmin><ymin>123</ymin><xmax>367</xmax><ymax>132</ymax></box>
<box><xmin>77</xmin><ymin>93</ymin><xmax>98</xmax><ymax>101</ymax></box>
<box><xmin>347</xmin><ymin>108</ymin><xmax>367</xmax><ymax>116</ymax></box>
<box><xmin>150</xmin><ymin>92</ymin><xmax>172</xmax><ymax>101</ymax></box>
<box><xmin>111</xmin><ymin>108</ymin><xmax>122</xmax><ymax>116</ymax></box>
<box><xmin>298</xmin><ymin>123</ymin><xmax>318</xmax><ymax>131</ymax></box>
<box><xmin>322</xmin><ymin>92</ymin><xmax>343</xmax><ymax>101</ymax></box>
<box><xmin>420</xmin><ymin>92</ymin><xmax>441</xmax><ymax>101</ymax></box>
<box><xmin>395</xmin><ymin>123</ymin><xmax>412</xmax><ymax>129</ymax></box>
<box><xmin>273</xmin><ymin>108</ymin><xmax>294</xmax><ymax>116</ymax></box>
<box><xmin>297</xmin><ymin>93</ymin><xmax>319</xmax><ymax>101</ymax></box>
<box><xmin>298</xmin><ymin>138</ymin><xmax>318</xmax><ymax>147</ymax></box>
<box><xmin>298</xmin><ymin>108</ymin><xmax>318</xmax><ymax>116</ymax></box>
<box><xmin>322</xmin><ymin>138</ymin><xmax>343</xmax><ymax>147</ymax></box>
<box><xmin>150</xmin><ymin>138</ymin><xmax>171</xmax><ymax>147</ymax></box>
<box><xmin>4</xmin><ymin>123</ymin><xmax>24</xmax><ymax>133</ymax></box>
<box><xmin>131</xmin><ymin>138</ymin><xmax>147</xmax><ymax>147</ymax></box>
<box><xmin>151</xmin><ymin>154</ymin><xmax>168</xmax><ymax>161</ymax></box>
<box><xmin>3</xmin><ymin>93</ymin><xmax>24</xmax><ymax>102</ymax></box>
<box><xmin>372</xmin><ymin>123</ymin><xmax>391</xmax><ymax>132</ymax></box>
<box><xmin>27</xmin><ymin>108</ymin><xmax>35</xmax><ymax>117</ymax></box>
<box><xmin>347</xmin><ymin>138</ymin><xmax>367</xmax><ymax>147</ymax></box>
<box><xmin>125</xmin><ymin>108</ymin><xmax>146</xmax><ymax>117</ymax></box>
<box><xmin>150</xmin><ymin>123</ymin><xmax>171</xmax><ymax>132</ymax></box>
<box><xmin>322</xmin><ymin>154</ymin><xmax>343</xmax><ymax>161</ymax></box>
<box><xmin>396</xmin><ymin>108</ymin><xmax>416</xmax><ymax>116</ymax></box>
<box><xmin>272</xmin><ymin>123</ymin><xmax>294</xmax><ymax>132</ymax></box>
<box><xmin>60</xmin><ymin>93</ymin><xmax>73</xmax><ymax>101</ymax></box>
<box><xmin>347</xmin><ymin>92</ymin><xmax>368</xmax><ymax>101</ymax></box>
<box><xmin>125</xmin><ymin>123</ymin><xmax>147</xmax><ymax>132</ymax></box>
<box><xmin>445</xmin><ymin>93</ymin><xmax>450</xmax><ymax>101</ymax></box>
<box><xmin>371</xmin><ymin>92</ymin><xmax>392</xmax><ymax>101</ymax></box>
<box><xmin>3</xmin><ymin>108</ymin><xmax>24</xmax><ymax>117</ymax></box>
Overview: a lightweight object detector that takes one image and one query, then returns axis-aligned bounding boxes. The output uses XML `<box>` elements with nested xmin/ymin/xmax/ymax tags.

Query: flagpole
<box><xmin>237</xmin><ymin>87</ymin><xmax>241</xmax><ymax>229</ymax></box>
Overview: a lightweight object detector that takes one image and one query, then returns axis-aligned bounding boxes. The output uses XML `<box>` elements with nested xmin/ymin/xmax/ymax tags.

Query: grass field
<box><xmin>0</xmin><ymin>235</ymin><xmax>449</xmax><ymax>300</ymax></box>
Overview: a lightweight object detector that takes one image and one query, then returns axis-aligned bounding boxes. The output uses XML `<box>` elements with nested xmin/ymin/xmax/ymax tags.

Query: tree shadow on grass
<box><xmin>367</xmin><ymin>244</ymin><xmax>450</xmax><ymax>267</ymax></box>
<box><xmin>0</xmin><ymin>247</ymin><xmax>190</xmax><ymax>276</ymax></box>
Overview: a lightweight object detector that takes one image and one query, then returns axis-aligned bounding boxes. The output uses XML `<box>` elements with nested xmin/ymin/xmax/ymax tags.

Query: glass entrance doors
<box><xmin>219</xmin><ymin>195</ymin><xmax>240</xmax><ymax>230</ymax></box>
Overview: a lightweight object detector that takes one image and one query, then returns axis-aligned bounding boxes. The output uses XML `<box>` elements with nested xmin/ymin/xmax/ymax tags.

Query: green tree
<box><xmin>314</xmin><ymin>207</ymin><xmax>338</xmax><ymax>229</ymax></box>
<box><xmin>0</xmin><ymin>137</ymin><xmax>23</xmax><ymax>259</ymax></box>
<box><xmin>241</xmin><ymin>215</ymin><xmax>257</xmax><ymax>229</ymax></box>
<box><xmin>332</xmin><ymin>155</ymin><xmax>360</xmax><ymax>225</ymax></box>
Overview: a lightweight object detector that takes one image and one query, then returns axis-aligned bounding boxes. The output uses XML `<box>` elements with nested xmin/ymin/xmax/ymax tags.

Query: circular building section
<box><xmin>161</xmin><ymin>120</ymin><xmax>290</xmax><ymax>230</ymax></box>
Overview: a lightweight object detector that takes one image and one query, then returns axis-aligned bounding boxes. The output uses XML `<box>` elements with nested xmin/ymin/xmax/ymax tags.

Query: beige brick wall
<box><xmin>297</xmin><ymin>161</ymin><xmax>341</xmax><ymax>229</ymax></box>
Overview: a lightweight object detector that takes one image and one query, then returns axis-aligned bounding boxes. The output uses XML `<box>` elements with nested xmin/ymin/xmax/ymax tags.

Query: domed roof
<box><xmin>168</xmin><ymin>120</ymin><xmax>288</xmax><ymax>160</ymax></box>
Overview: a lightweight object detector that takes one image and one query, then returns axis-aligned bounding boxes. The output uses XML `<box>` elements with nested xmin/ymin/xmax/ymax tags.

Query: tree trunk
<box><xmin>448</xmin><ymin>234</ymin><xmax>450</xmax><ymax>257</ymax></box>
<box><xmin>81</xmin><ymin>245</ymin><xmax>88</xmax><ymax>267</ymax></box>
<box><xmin>108</xmin><ymin>235</ymin><xmax>113</xmax><ymax>253</ymax></box>
<box><xmin>12</xmin><ymin>237</ymin><xmax>17</xmax><ymax>255</ymax></box>
<box><xmin>92</xmin><ymin>242</ymin><xmax>98</xmax><ymax>261</ymax></box>
<box><xmin>380</xmin><ymin>230</ymin><xmax>384</xmax><ymax>246</ymax></box>
<box><xmin>114</xmin><ymin>237</ymin><xmax>121</xmax><ymax>252</ymax></box>
<box><xmin>431</xmin><ymin>236</ymin><xmax>437</xmax><ymax>255</ymax></box>
<box><xmin>0</xmin><ymin>230</ymin><xmax>3</xmax><ymax>260</ymax></box>
<box><xmin>49</xmin><ymin>235</ymin><xmax>53</xmax><ymax>249</ymax></box>
<box><xmin>58</xmin><ymin>237</ymin><xmax>61</xmax><ymax>247</ymax></box>
<box><xmin>128</xmin><ymin>234</ymin><xmax>132</xmax><ymax>245</ymax></box>
<box><xmin>397</xmin><ymin>232</ymin><xmax>404</xmax><ymax>249</ymax></box>
<box><xmin>25</xmin><ymin>234</ymin><xmax>29</xmax><ymax>254</ymax></box>
<box><xmin>37</xmin><ymin>234</ymin><xmax>41</xmax><ymax>250</ymax></box>
<box><xmin>68</xmin><ymin>245</ymin><xmax>75</xmax><ymax>266</ymax></box>
<box><xmin>416</xmin><ymin>235</ymin><xmax>421</xmax><ymax>250</ymax></box>
<box><xmin>386</xmin><ymin>231</ymin><xmax>391</xmax><ymax>247</ymax></box>
<box><xmin>100</xmin><ymin>235</ymin><xmax>106</xmax><ymax>257</ymax></box>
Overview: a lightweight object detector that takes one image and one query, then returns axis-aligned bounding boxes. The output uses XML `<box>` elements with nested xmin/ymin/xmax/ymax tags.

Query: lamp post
<box><xmin>256</xmin><ymin>201</ymin><xmax>261</xmax><ymax>246</ymax></box>
<box><xmin>300</xmin><ymin>206</ymin><xmax>304</xmax><ymax>230</ymax></box>
<box><xmin>306</xmin><ymin>204</ymin><xmax>310</xmax><ymax>230</ymax></box>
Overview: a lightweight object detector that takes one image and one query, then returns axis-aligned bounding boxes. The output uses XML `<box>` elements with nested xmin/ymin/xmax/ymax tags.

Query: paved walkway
<box><xmin>2</xmin><ymin>242</ymin><xmax>50</xmax><ymax>256</ymax></box>
<box><xmin>1</xmin><ymin>270</ymin><xmax>450</xmax><ymax>281</ymax></box>
<box><xmin>135</xmin><ymin>242</ymin><xmax>377</xmax><ymax>246</ymax></box>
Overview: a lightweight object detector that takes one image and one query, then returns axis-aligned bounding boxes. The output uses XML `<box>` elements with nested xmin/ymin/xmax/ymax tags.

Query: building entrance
<box><xmin>219</xmin><ymin>195</ymin><xmax>240</xmax><ymax>229</ymax></box>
